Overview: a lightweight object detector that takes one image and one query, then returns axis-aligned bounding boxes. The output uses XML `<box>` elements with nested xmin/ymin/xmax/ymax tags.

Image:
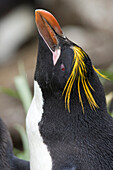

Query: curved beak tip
<box><xmin>35</xmin><ymin>9</ymin><xmax>64</xmax><ymax>38</ymax></box>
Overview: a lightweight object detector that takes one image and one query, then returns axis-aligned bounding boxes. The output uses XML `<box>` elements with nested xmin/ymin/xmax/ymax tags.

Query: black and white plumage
<box><xmin>0</xmin><ymin>118</ymin><xmax>30</xmax><ymax>170</ymax></box>
<box><xmin>26</xmin><ymin>9</ymin><xmax>113</xmax><ymax>170</ymax></box>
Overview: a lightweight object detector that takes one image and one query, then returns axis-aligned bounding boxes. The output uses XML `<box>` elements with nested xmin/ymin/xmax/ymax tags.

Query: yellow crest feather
<box><xmin>62</xmin><ymin>46</ymin><xmax>106</xmax><ymax>113</ymax></box>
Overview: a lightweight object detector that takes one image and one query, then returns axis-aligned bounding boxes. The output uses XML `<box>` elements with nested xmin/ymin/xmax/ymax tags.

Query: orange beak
<box><xmin>35</xmin><ymin>9</ymin><xmax>64</xmax><ymax>53</ymax></box>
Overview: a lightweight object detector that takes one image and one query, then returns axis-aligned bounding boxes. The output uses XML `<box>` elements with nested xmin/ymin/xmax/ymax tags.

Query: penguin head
<box><xmin>35</xmin><ymin>9</ymin><xmax>106</xmax><ymax>112</ymax></box>
<box><xmin>35</xmin><ymin>10</ymin><xmax>75</xmax><ymax>92</ymax></box>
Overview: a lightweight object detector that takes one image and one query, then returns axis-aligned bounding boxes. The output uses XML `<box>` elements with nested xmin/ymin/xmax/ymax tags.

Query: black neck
<box><xmin>39</xmin><ymin>69</ymin><xmax>107</xmax><ymax>119</ymax></box>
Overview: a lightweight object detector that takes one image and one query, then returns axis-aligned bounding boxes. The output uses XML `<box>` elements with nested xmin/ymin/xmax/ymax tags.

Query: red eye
<box><xmin>61</xmin><ymin>64</ymin><xmax>65</xmax><ymax>72</ymax></box>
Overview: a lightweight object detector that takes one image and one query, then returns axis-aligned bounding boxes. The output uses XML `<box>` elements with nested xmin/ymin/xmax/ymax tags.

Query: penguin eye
<box><xmin>61</xmin><ymin>63</ymin><xmax>65</xmax><ymax>72</ymax></box>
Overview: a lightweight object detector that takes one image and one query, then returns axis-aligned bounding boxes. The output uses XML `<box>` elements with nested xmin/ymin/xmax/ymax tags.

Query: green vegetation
<box><xmin>0</xmin><ymin>63</ymin><xmax>32</xmax><ymax>160</ymax></box>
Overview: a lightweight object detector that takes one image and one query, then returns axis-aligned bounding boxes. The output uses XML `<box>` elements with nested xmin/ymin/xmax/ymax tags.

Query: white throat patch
<box><xmin>26</xmin><ymin>80</ymin><xmax>52</xmax><ymax>170</ymax></box>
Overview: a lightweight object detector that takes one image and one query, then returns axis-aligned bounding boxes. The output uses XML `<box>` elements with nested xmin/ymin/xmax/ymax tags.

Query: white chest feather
<box><xmin>26</xmin><ymin>81</ymin><xmax>52</xmax><ymax>170</ymax></box>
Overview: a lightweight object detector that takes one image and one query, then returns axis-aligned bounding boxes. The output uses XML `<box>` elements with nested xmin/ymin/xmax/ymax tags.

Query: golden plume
<box><xmin>62</xmin><ymin>46</ymin><xmax>107</xmax><ymax>113</ymax></box>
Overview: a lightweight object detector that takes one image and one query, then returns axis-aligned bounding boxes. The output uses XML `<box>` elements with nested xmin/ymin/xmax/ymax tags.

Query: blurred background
<box><xmin>0</xmin><ymin>0</ymin><xmax>113</xmax><ymax>159</ymax></box>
